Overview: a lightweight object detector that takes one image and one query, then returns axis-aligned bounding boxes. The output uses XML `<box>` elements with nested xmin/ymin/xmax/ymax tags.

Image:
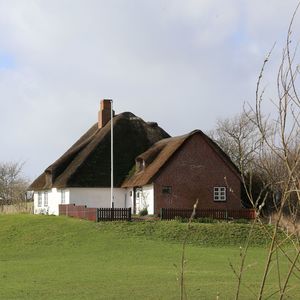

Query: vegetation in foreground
<box><xmin>0</xmin><ymin>214</ymin><xmax>299</xmax><ymax>299</ymax></box>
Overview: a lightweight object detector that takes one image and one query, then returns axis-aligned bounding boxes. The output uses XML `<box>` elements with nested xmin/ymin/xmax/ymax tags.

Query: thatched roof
<box><xmin>29</xmin><ymin>112</ymin><xmax>170</xmax><ymax>190</ymax></box>
<box><xmin>122</xmin><ymin>130</ymin><xmax>241</xmax><ymax>187</ymax></box>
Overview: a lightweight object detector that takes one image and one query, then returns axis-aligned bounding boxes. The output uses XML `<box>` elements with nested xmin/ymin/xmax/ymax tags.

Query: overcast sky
<box><xmin>1</xmin><ymin>0</ymin><xmax>300</xmax><ymax>180</ymax></box>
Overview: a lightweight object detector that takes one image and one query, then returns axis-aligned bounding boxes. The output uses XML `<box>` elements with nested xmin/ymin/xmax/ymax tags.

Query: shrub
<box><xmin>139</xmin><ymin>208</ymin><xmax>148</xmax><ymax>216</ymax></box>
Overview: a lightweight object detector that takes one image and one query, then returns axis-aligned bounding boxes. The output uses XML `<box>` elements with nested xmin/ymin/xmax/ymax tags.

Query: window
<box><xmin>61</xmin><ymin>190</ymin><xmax>65</xmax><ymax>204</ymax></box>
<box><xmin>44</xmin><ymin>191</ymin><xmax>48</xmax><ymax>207</ymax></box>
<box><xmin>38</xmin><ymin>192</ymin><xmax>42</xmax><ymax>207</ymax></box>
<box><xmin>136</xmin><ymin>159</ymin><xmax>145</xmax><ymax>172</ymax></box>
<box><xmin>214</xmin><ymin>187</ymin><xmax>226</xmax><ymax>201</ymax></box>
<box><xmin>162</xmin><ymin>186</ymin><xmax>172</xmax><ymax>194</ymax></box>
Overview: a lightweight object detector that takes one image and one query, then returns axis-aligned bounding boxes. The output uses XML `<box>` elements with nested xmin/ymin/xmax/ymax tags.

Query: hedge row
<box><xmin>96</xmin><ymin>220</ymin><xmax>287</xmax><ymax>247</ymax></box>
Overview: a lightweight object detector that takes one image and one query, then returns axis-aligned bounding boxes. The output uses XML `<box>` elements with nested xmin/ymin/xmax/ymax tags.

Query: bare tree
<box><xmin>209</xmin><ymin>111</ymin><xmax>260</xmax><ymax>173</ymax></box>
<box><xmin>232</xmin><ymin>2</ymin><xmax>300</xmax><ymax>299</ymax></box>
<box><xmin>0</xmin><ymin>161</ymin><xmax>29</xmax><ymax>209</ymax></box>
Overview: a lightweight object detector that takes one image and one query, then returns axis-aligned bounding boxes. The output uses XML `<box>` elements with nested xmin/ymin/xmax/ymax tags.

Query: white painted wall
<box><xmin>34</xmin><ymin>187</ymin><xmax>135</xmax><ymax>216</ymax></box>
<box><xmin>69</xmin><ymin>188</ymin><xmax>126</xmax><ymax>208</ymax></box>
<box><xmin>34</xmin><ymin>188</ymin><xmax>70</xmax><ymax>215</ymax></box>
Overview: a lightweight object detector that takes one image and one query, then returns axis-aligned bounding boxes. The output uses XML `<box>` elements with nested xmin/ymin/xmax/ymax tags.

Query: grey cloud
<box><xmin>0</xmin><ymin>0</ymin><xmax>299</xmax><ymax>179</ymax></box>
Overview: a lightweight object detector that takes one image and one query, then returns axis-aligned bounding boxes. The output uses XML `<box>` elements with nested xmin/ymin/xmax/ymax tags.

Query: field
<box><xmin>0</xmin><ymin>214</ymin><xmax>299</xmax><ymax>299</ymax></box>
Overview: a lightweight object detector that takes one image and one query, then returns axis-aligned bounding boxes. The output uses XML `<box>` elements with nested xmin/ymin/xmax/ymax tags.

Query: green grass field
<box><xmin>0</xmin><ymin>215</ymin><xmax>299</xmax><ymax>299</ymax></box>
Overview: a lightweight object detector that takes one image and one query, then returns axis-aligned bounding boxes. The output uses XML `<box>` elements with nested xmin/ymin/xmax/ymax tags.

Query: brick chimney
<box><xmin>98</xmin><ymin>99</ymin><xmax>114</xmax><ymax>129</ymax></box>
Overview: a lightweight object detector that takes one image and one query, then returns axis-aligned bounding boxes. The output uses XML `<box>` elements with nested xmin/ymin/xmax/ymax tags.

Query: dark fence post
<box><xmin>128</xmin><ymin>208</ymin><xmax>131</xmax><ymax>221</ymax></box>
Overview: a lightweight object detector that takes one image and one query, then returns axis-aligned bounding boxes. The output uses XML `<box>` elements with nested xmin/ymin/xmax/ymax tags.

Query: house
<box><xmin>30</xmin><ymin>99</ymin><xmax>242</xmax><ymax>215</ymax></box>
<box><xmin>122</xmin><ymin>130</ymin><xmax>242</xmax><ymax>214</ymax></box>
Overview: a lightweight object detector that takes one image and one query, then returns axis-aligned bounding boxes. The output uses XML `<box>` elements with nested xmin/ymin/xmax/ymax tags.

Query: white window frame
<box><xmin>214</xmin><ymin>187</ymin><xmax>227</xmax><ymax>201</ymax></box>
<box><xmin>38</xmin><ymin>192</ymin><xmax>42</xmax><ymax>207</ymax></box>
<box><xmin>61</xmin><ymin>190</ymin><xmax>66</xmax><ymax>204</ymax></box>
<box><xmin>44</xmin><ymin>191</ymin><xmax>48</xmax><ymax>207</ymax></box>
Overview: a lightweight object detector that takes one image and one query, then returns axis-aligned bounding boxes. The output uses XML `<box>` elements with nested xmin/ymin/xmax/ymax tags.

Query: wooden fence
<box><xmin>96</xmin><ymin>207</ymin><xmax>131</xmax><ymax>221</ymax></box>
<box><xmin>160</xmin><ymin>208</ymin><xmax>256</xmax><ymax>220</ymax></box>
<box><xmin>0</xmin><ymin>202</ymin><xmax>33</xmax><ymax>214</ymax></box>
<box><xmin>59</xmin><ymin>204</ymin><xmax>132</xmax><ymax>222</ymax></box>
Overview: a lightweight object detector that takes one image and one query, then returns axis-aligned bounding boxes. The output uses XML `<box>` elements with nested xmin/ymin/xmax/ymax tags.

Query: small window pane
<box><xmin>38</xmin><ymin>192</ymin><xmax>42</xmax><ymax>207</ymax></box>
<box><xmin>44</xmin><ymin>192</ymin><xmax>48</xmax><ymax>207</ymax></box>
<box><xmin>214</xmin><ymin>187</ymin><xmax>226</xmax><ymax>201</ymax></box>
<box><xmin>61</xmin><ymin>190</ymin><xmax>65</xmax><ymax>204</ymax></box>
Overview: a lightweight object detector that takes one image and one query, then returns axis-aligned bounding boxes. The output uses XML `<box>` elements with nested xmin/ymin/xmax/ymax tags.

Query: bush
<box><xmin>139</xmin><ymin>208</ymin><xmax>148</xmax><ymax>216</ymax></box>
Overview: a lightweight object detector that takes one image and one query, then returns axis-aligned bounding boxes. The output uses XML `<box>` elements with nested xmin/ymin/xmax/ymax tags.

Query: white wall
<box><xmin>34</xmin><ymin>187</ymin><xmax>131</xmax><ymax>216</ymax></box>
<box><xmin>34</xmin><ymin>188</ymin><xmax>70</xmax><ymax>216</ymax></box>
<box><xmin>69</xmin><ymin>188</ymin><xmax>126</xmax><ymax>208</ymax></box>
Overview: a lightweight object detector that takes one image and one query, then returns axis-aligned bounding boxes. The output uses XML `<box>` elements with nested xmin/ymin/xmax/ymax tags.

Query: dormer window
<box><xmin>136</xmin><ymin>158</ymin><xmax>145</xmax><ymax>172</ymax></box>
<box><xmin>45</xmin><ymin>171</ymin><xmax>52</xmax><ymax>186</ymax></box>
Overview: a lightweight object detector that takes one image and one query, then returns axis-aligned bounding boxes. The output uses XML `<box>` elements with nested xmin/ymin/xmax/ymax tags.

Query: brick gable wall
<box><xmin>153</xmin><ymin>134</ymin><xmax>242</xmax><ymax>214</ymax></box>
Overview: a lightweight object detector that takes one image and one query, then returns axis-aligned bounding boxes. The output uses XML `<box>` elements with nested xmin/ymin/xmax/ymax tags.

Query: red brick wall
<box><xmin>59</xmin><ymin>204</ymin><xmax>97</xmax><ymax>221</ymax></box>
<box><xmin>153</xmin><ymin>134</ymin><xmax>242</xmax><ymax>214</ymax></box>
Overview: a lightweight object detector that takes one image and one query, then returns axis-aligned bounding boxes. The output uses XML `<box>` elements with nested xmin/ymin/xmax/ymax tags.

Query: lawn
<box><xmin>0</xmin><ymin>215</ymin><xmax>299</xmax><ymax>299</ymax></box>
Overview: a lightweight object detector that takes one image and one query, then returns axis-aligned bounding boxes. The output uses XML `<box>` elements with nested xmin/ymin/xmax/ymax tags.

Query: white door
<box><xmin>135</xmin><ymin>188</ymin><xmax>142</xmax><ymax>213</ymax></box>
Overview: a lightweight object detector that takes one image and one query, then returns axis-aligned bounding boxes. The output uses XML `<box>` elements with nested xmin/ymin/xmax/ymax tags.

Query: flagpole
<box><xmin>110</xmin><ymin>99</ymin><xmax>114</xmax><ymax>208</ymax></box>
